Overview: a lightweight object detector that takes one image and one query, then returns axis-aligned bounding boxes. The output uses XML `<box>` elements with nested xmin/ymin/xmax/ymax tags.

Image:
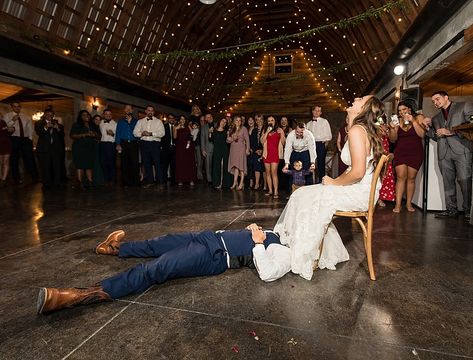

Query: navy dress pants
<box><xmin>99</xmin><ymin>142</ymin><xmax>116</xmax><ymax>183</ymax></box>
<box><xmin>141</xmin><ymin>141</ymin><xmax>161</xmax><ymax>184</ymax></box>
<box><xmin>315</xmin><ymin>141</ymin><xmax>326</xmax><ymax>183</ymax></box>
<box><xmin>101</xmin><ymin>231</ymin><xmax>228</xmax><ymax>299</ymax></box>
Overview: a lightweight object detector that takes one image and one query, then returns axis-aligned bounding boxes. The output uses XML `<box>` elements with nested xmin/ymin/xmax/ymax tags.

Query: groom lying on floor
<box><xmin>37</xmin><ymin>223</ymin><xmax>291</xmax><ymax>314</ymax></box>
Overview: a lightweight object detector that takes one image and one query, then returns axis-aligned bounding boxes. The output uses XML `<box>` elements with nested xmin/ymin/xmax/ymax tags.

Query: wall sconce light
<box><xmin>253</xmin><ymin>63</ymin><xmax>261</xmax><ymax>70</ymax></box>
<box><xmin>92</xmin><ymin>97</ymin><xmax>100</xmax><ymax>110</ymax></box>
<box><xmin>199</xmin><ymin>0</ymin><xmax>217</xmax><ymax>4</ymax></box>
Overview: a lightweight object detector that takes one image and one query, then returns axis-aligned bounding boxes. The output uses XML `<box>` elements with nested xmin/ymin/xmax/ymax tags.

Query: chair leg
<box><xmin>353</xmin><ymin>217</ymin><xmax>376</xmax><ymax>280</ymax></box>
<box><xmin>313</xmin><ymin>224</ymin><xmax>330</xmax><ymax>270</ymax></box>
<box><xmin>365</xmin><ymin>220</ymin><xmax>376</xmax><ymax>281</ymax></box>
<box><xmin>366</xmin><ymin>230</ymin><xmax>376</xmax><ymax>280</ymax></box>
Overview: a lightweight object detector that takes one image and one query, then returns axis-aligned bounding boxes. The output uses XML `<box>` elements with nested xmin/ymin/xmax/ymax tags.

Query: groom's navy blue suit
<box><xmin>101</xmin><ymin>230</ymin><xmax>281</xmax><ymax>298</ymax></box>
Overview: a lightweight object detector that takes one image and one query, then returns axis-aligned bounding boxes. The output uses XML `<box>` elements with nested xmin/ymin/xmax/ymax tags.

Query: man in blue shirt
<box><xmin>115</xmin><ymin>104</ymin><xmax>140</xmax><ymax>187</ymax></box>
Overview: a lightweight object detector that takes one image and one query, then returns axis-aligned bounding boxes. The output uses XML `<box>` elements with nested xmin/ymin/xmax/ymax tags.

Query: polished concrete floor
<box><xmin>0</xmin><ymin>182</ymin><xmax>472</xmax><ymax>360</ymax></box>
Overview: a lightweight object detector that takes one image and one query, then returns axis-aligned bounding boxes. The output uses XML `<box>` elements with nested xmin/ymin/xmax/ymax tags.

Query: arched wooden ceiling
<box><xmin>0</xmin><ymin>0</ymin><xmax>427</xmax><ymax>113</ymax></box>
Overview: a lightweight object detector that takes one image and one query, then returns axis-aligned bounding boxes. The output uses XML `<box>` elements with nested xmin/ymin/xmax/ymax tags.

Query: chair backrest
<box><xmin>367</xmin><ymin>154</ymin><xmax>394</xmax><ymax>216</ymax></box>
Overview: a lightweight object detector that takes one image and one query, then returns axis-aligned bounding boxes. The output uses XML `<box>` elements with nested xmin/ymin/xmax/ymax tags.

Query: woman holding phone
<box><xmin>388</xmin><ymin>100</ymin><xmax>426</xmax><ymax>213</ymax></box>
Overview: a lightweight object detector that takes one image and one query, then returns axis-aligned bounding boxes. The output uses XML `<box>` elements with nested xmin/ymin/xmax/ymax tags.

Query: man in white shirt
<box><xmin>283</xmin><ymin>122</ymin><xmax>316</xmax><ymax>186</ymax></box>
<box><xmin>99</xmin><ymin>109</ymin><xmax>117</xmax><ymax>186</ymax></box>
<box><xmin>133</xmin><ymin>105</ymin><xmax>165</xmax><ymax>188</ymax></box>
<box><xmin>37</xmin><ymin>223</ymin><xmax>291</xmax><ymax>314</ymax></box>
<box><xmin>306</xmin><ymin>106</ymin><xmax>332</xmax><ymax>183</ymax></box>
<box><xmin>4</xmin><ymin>102</ymin><xmax>38</xmax><ymax>183</ymax></box>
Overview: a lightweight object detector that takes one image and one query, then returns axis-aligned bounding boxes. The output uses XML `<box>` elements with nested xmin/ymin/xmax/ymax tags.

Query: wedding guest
<box><xmin>227</xmin><ymin>116</ymin><xmax>250</xmax><ymax>190</ymax></box>
<box><xmin>34</xmin><ymin>108</ymin><xmax>65</xmax><ymax>189</ymax></box>
<box><xmin>194</xmin><ymin>115</ymin><xmax>205</xmax><ymax>181</ymax></box>
<box><xmin>70</xmin><ymin>110</ymin><xmax>100</xmax><ymax>189</ymax></box>
<box><xmin>280</xmin><ymin>116</ymin><xmax>292</xmax><ymax>137</ymax></box>
<box><xmin>91</xmin><ymin>115</ymin><xmax>104</xmax><ymax>187</ymax></box>
<box><xmin>283</xmin><ymin>160</ymin><xmax>312</xmax><ymax>193</ymax></box>
<box><xmin>424</xmin><ymin>91</ymin><xmax>473</xmax><ymax>220</ymax></box>
<box><xmin>159</xmin><ymin>113</ymin><xmax>176</xmax><ymax>184</ymax></box>
<box><xmin>306</xmin><ymin>105</ymin><xmax>332</xmax><ymax>183</ymax></box>
<box><xmin>4</xmin><ymin>102</ymin><xmax>38</xmax><ymax>183</ymax></box>
<box><xmin>0</xmin><ymin>112</ymin><xmax>14</xmax><ymax>187</ymax></box>
<box><xmin>99</xmin><ymin>109</ymin><xmax>117</xmax><ymax>186</ymax></box>
<box><xmin>388</xmin><ymin>100</ymin><xmax>426</xmax><ymax>213</ymax></box>
<box><xmin>247</xmin><ymin>117</ymin><xmax>263</xmax><ymax>189</ymax></box>
<box><xmin>376</xmin><ymin>122</ymin><xmax>395</xmax><ymax>207</ymax></box>
<box><xmin>200</xmin><ymin>113</ymin><xmax>214</xmax><ymax>183</ymax></box>
<box><xmin>115</xmin><ymin>104</ymin><xmax>140</xmax><ymax>187</ymax></box>
<box><xmin>212</xmin><ymin>118</ymin><xmax>232</xmax><ymax>189</ymax></box>
<box><xmin>261</xmin><ymin>116</ymin><xmax>285</xmax><ymax>198</ymax></box>
<box><xmin>282</xmin><ymin>122</ymin><xmax>316</xmax><ymax>188</ymax></box>
<box><xmin>174</xmin><ymin>115</ymin><xmax>197</xmax><ymax>186</ymax></box>
<box><xmin>133</xmin><ymin>105</ymin><xmax>165</xmax><ymax>188</ymax></box>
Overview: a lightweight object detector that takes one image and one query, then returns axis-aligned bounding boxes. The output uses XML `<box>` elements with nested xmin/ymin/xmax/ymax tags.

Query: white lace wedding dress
<box><xmin>273</xmin><ymin>139</ymin><xmax>380</xmax><ymax>280</ymax></box>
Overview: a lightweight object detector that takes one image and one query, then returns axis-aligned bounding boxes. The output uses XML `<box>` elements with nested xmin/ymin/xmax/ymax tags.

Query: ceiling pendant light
<box><xmin>199</xmin><ymin>0</ymin><xmax>217</xmax><ymax>4</ymax></box>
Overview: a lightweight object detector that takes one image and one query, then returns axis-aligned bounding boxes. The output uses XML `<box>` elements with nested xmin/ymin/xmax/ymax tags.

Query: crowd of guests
<box><xmin>1</xmin><ymin>92</ymin><xmax>471</xmax><ymax>223</ymax></box>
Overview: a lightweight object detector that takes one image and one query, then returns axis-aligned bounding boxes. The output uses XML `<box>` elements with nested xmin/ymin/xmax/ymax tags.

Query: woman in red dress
<box><xmin>377</xmin><ymin>124</ymin><xmax>395</xmax><ymax>207</ymax></box>
<box><xmin>389</xmin><ymin>101</ymin><xmax>426</xmax><ymax>213</ymax></box>
<box><xmin>261</xmin><ymin>116</ymin><xmax>285</xmax><ymax>199</ymax></box>
<box><xmin>174</xmin><ymin>115</ymin><xmax>197</xmax><ymax>186</ymax></box>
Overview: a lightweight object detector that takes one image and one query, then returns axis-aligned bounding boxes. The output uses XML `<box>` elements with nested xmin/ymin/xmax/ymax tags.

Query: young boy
<box><xmin>283</xmin><ymin>160</ymin><xmax>312</xmax><ymax>193</ymax></box>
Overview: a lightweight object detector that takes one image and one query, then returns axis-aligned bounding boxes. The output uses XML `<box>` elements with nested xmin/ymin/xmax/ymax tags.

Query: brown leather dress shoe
<box><xmin>95</xmin><ymin>230</ymin><xmax>125</xmax><ymax>255</ymax></box>
<box><xmin>37</xmin><ymin>286</ymin><xmax>112</xmax><ymax>314</ymax></box>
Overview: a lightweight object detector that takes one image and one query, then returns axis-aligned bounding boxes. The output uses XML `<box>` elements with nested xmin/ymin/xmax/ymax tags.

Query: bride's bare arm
<box><xmin>323</xmin><ymin>125</ymin><xmax>368</xmax><ymax>186</ymax></box>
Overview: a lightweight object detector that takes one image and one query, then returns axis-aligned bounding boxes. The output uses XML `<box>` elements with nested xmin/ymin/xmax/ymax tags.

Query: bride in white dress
<box><xmin>274</xmin><ymin>95</ymin><xmax>385</xmax><ymax>280</ymax></box>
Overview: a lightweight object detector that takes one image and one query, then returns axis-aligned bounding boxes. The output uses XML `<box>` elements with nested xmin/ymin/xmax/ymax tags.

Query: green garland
<box><xmin>1</xmin><ymin>0</ymin><xmax>406</xmax><ymax>63</ymax></box>
<box><xmin>107</xmin><ymin>0</ymin><xmax>406</xmax><ymax>62</ymax></box>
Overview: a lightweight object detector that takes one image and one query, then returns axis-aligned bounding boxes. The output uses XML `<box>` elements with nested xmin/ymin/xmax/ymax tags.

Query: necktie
<box><xmin>170</xmin><ymin>124</ymin><xmax>173</xmax><ymax>145</ymax></box>
<box><xmin>17</xmin><ymin>116</ymin><xmax>25</xmax><ymax>138</ymax></box>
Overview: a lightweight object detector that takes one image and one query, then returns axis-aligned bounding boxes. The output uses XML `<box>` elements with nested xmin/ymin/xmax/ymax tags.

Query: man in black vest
<box><xmin>37</xmin><ymin>223</ymin><xmax>291</xmax><ymax>314</ymax></box>
<box><xmin>159</xmin><ymin>113</ymin><xmax>176</xmax><ymax>184</ymax></box>
<box><xmin>34</xmin><ymin>108</ymin><xmax>65</xmax><ymax>189</ymax></box>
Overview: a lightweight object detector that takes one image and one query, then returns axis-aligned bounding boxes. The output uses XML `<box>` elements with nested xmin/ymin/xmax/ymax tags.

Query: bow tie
<box><xmin>312</xmin><ymin>118</ymin><xmax>318</xmax><ymax>122</ymax></box>
<box><xmin>147</xmin><ymin>118</ymin><xmax>152</xmax><ymax>121</ymax></box>
<box><xmin>104</xmin><ymin>120</ymin><xmax>111</xmax><ymax>123</ymax></box>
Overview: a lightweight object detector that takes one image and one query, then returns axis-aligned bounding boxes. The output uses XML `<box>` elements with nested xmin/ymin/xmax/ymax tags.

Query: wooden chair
<box><xmin>316</xmin><ymin>153</ymin><xmax>393</xmax><ymax>281</ymax></box>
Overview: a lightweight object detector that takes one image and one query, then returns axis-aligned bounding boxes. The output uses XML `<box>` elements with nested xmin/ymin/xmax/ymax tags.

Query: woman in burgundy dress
<box><xmin>0</xmin><ymin>113</ymin><xmax>14</xmax><ymax>186</ymax></box>
<box><xmin>174</xmin><ymin>115</ymin><xmax>197</xmax><ymax>186</ymax></box>
<box><xmin>261</xmin><ymin>116</ymin><xmax>285</xmax><ymax>199</ymax></box>
<box><xmin>389</xmin><ymin>101</ymin><xmax>426</xmax><ymax>213</ymax></box>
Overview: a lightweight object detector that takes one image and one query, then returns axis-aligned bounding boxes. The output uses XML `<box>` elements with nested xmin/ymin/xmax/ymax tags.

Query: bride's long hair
<box><xmin>351</xmin><ymin>96</ymin><xmax>384</xmax><ymax>169</ymax></box>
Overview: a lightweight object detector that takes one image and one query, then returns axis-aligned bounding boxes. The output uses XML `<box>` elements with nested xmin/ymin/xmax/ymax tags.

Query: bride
<box><xmin>274</xmin><ymin>95</ymin><xmax>385</xmax><ymax>280</ymax></box>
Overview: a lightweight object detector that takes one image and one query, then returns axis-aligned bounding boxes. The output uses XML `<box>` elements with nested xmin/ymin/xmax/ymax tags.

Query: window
<box><xmin>274</xmin><ymin>54</ymin><xmax>292</xmax><ymax>74</ymax></box>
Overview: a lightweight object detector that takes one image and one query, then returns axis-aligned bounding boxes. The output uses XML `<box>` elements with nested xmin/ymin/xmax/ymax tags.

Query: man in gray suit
<box><xmin>425</xmin><ymin>91</ymin><xmax>473</xmax><ymax>219</ymax></box>
<box><xmin>200</xmin><ymin>113</ymin><xmax>214</xmax><ymax>183</ymax></box>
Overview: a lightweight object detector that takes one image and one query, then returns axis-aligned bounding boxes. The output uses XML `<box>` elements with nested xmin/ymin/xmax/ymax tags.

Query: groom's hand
<box><xmin>251</xmin><ymin>228</ymin><xmax>266</xmax><ymax>244</ymax></box>
<box><xmin>246</xmin><ymin>223</ymin><xmax>262</xmax><ymax>231</ymax></box>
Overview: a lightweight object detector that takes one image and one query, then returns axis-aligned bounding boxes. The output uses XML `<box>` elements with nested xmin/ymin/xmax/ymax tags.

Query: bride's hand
<box><xmin>322</xmin><ymin>175</ymin><xmax>335</xmax><ymax>185</ymax></box>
